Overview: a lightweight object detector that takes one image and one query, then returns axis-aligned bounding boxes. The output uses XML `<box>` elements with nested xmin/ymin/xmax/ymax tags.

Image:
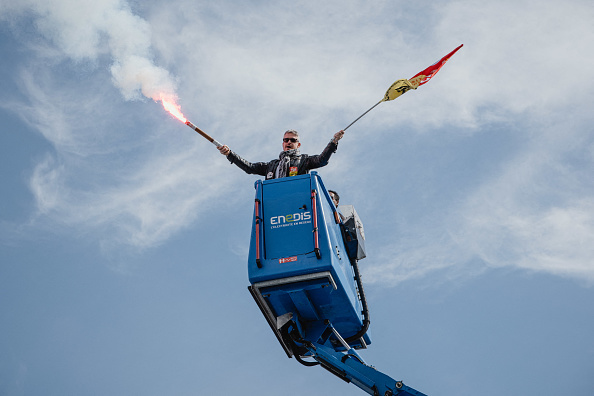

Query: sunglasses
<box><xmin>283</xmin><ymin>138</ymin><xmax>299</xmax><ymax>143</ymax></box>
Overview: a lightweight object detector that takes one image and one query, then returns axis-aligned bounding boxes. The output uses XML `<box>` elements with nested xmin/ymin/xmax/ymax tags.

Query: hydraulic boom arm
<box><xmin>282</xmin><ymin>319</ymin><xmax>428</xmax><ymax>396</ymax></box>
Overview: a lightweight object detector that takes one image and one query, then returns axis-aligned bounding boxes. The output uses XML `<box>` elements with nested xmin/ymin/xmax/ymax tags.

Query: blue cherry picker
<box><xmin>174</xmin><ymin>45</ymin><xmax>463</xmax><ymax>396</ymax></box>
<box><xmin>246</xmin><ymin>172</ymin><xmax>428</xmax><ymax>396</ymax></box>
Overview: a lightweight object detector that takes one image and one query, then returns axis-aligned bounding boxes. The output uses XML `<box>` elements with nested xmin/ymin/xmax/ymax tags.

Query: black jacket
<box><xmin>226</xmin><ymin>140</ymin><xmax>338</xmax><ymax>179</ymax></box>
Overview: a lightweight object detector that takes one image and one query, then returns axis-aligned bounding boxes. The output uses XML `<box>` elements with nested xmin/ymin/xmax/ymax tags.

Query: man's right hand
<box><xmin>218</xmin><ymin>145</ymin><xmax>231</xmax><ymax>156</ymax></box>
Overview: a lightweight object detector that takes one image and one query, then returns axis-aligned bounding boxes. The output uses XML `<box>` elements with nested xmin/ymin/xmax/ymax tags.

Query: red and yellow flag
<box><xmin>408</xmin><ymin>44</ymin><xmax>463</xmax><ymax>89</ymax></box>
<box><xmin>380</xmin><ymin>44</ymin><xmax>463</xmax><ymax>103</ymax></box>
<box><xmin>344</xmin><ymin>44</ymin><xmax>463</xmax><ymax>130</ymax></box>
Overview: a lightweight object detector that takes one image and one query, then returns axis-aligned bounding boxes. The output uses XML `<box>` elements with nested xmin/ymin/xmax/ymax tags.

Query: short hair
<box><xmin>284</xmin><ymin>130</ymin><xmax>300</xmax><ymax>139</ymax></box>
<box><xmin>328</xmin><ymin>190</ymin><xmax>340</xmax><ymax>204</ymax></box>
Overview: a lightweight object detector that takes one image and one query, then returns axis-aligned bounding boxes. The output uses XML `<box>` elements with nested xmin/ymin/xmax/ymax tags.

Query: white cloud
<box><xmin>1</xmin><ymin>0</ymin><xmax>179</xmax><ymax>101</ymax></box>
<box><xmin>366</xmin><ymin>114</ymin><xmax>594</xmax><ymax>286</ymax></box>
<box><xmin>453</xmin><ymin>129</ymin><xmax>594</xmax><ymax>283</ymax></box>
<box><xmin>2</xmin><ymin>0</ymin><xmax>594</xmax><ymax>283</ymax></box>
<box><xmin>357</xmin><ymin>0</ymin><xmax>594</xmax><ymax>286</ymax></box>
<box><xmin>1</xmin><ymin>62</ymin><xmax>239</xmax><ymax>252</ymax></box>
<box><xmin>29</xmin><ymin>154</ymin><xmax>66</xmax><ymax>215</ymax></box>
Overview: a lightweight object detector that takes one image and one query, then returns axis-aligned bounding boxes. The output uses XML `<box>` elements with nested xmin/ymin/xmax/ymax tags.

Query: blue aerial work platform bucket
<box><xmin>247</xmin><ymin>172</ymin><xmax>370</xmax><ymax>358</ymax></box>
<box><xmin>246</xmin><ymin>172</ymin><xmax>428</xmax><ymax>396</ymax></box>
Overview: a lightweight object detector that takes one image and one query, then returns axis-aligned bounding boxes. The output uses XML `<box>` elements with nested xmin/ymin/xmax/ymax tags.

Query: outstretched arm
<box><xmin>304</xmin><ymin>130</ymin><xmax>344</xmax><ymax>170</ymax></box>
<box><xmin>218</xmin><ymin>145</ymin><xmax>268</xmax><ymax>176</ymax></box>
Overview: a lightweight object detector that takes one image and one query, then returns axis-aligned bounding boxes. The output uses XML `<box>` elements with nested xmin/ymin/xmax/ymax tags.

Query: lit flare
<box><xmin>158</xmin><ymin>94</ymin><xmax>222</xmax><ymax>148</ymax></box>
<box><xmin>159</xmin><ymin>94</ymin><xmax>187</xmax><ymax>123</ymax></box>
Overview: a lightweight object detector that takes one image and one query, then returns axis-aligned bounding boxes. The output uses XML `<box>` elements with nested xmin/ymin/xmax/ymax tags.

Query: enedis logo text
<box><xmin>270</xmin><ymin>212</ymin><xmax>311</xmax><ymax>225</ymax></box>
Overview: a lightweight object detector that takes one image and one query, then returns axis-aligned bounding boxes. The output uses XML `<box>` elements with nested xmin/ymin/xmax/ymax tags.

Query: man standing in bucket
<box><xmin>218</xmin><ymin>129</ymin><xmax>344</xmax><ymax>180</ymax></box>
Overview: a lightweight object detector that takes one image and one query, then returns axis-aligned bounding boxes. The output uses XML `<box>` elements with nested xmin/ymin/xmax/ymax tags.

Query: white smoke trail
<box><xmin>1</xmin><ymin>0</ymin><xmax>178</xmax><ymax>103</ymax></box>
<box><xmin>0</xmin><ymin>0</ymin><xmax>206</xmax><ymax>253</ymax></box>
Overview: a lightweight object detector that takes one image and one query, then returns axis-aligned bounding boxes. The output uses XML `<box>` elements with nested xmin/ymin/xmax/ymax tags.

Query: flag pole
<box><xmin>343</xmin><ymin>100</ymin><xmax>383</xmax><ymax>131</ymax></box>
<box><xmin>342</xmin><ymin>79</ymin><xmax>414</xmax><ymax>132</ymax></box>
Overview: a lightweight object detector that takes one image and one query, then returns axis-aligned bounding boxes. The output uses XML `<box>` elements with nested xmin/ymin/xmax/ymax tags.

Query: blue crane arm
<box><xmin>281</xmin><ymin>318</ymin><xmax>428</xmax><ymax>396</ymax></box>
<box><xmin>306</xmin><ymin>342</ymin><xmax>427</xmax><ymax>396</ymax></box>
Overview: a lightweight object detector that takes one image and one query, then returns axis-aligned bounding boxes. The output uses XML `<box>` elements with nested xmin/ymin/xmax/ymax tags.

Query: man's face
<box><xmin>282</xmin><ymin>132</ymin><xmax>301</xmax><ymax>151</ymax></box>
<box><xmin>329</xmin><ymin>193</ymin><xmax>339</xmax><ymax>207</ymax></box>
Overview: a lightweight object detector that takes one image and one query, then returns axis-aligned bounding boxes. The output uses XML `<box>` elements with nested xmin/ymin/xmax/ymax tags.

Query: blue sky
<box><xmin>1</xmin><ymin>0</ymin><xmax>593</xmax><ymax>395</ymax></box>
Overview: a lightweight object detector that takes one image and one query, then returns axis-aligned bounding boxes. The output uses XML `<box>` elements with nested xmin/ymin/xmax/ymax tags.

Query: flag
<box><xmin>382</xmin><ymin>79</ymin><xmax>415</xmax><ymax>102</ymax></box>
<box><xmin>345</xmin><ymin>44</ymin><xmax>463</xmax><ymax>130</ymax></box>
<box><xmin>408</xmin><ymin>44</ymin><xmax>463</xmax><ymax>89</ymax></box>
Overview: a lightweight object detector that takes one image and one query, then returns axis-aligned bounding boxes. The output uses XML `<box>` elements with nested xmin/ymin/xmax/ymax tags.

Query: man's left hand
<box><xmin>333</xmin><ymin>130</ymin><xmax>345</xmax><ymax>144</ymax></box>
